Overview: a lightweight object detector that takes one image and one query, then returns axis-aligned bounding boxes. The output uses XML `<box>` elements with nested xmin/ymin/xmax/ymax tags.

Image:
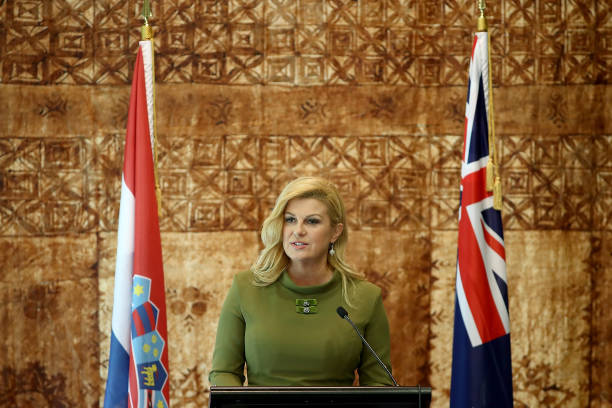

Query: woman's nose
<box><xmin>295</xmin><ymin>221</ymin><xmax>306</xmax><ymax>235</ymax></box>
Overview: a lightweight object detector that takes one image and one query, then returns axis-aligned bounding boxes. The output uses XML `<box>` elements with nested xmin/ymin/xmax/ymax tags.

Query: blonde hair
<box><xmin>251</xmin><ymin>176</ymin><xmax>364</xmax><ymax>305</ymax></box>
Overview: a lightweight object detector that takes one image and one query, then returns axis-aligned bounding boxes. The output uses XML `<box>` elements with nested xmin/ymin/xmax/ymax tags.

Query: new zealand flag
<box><xmin>450</xmin><ymin>32</ymin><xmax>514</xmax><ymax>408</ymax></box>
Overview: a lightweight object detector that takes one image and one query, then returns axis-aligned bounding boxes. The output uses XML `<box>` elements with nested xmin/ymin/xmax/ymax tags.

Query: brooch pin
<box><xmin>295</xmin><ymin>298</ymin><xmax>318</xmax><ymax>314</ymax></box>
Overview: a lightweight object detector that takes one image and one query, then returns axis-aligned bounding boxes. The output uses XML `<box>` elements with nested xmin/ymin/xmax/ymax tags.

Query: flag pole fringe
<box><xmin>141</xmin><ymin>0</ymin><xmax>162</xmax><ymax>217</ymax></box>
<box><xmin>477</xmin><ymin>0</ymin><xmax>502</xmax><ymax>210</ymax></box>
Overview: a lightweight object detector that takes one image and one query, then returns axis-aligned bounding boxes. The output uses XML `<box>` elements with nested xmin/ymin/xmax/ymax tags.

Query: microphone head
<box><xmin>336</xmin><ymin>306</ymin><xmax>348</xmax><ymax>319</ymax></box>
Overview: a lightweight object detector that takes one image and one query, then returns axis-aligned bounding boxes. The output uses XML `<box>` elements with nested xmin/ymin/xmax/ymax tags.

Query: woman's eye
<box><xmin>285</xmin><ymin>216</ymin><xmax>296</xmax><ymax>223</ymax></box>
<box><xmin>306</xmin><ymin>218</ymin><xmax>320</xmax><ymax>224</ymax></box>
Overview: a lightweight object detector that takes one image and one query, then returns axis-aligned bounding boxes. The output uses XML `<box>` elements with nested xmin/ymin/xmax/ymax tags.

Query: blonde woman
<box><xmin>209</xmin><ymin>176</ymin><xmax>393</xmax><ymax>386</ymax></box>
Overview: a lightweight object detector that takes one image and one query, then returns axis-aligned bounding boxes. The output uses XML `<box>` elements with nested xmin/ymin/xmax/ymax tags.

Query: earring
<box><xmin>329</xmin><ymin>242</ymin><xmax>336</xmax><ymax>257</ymax></box>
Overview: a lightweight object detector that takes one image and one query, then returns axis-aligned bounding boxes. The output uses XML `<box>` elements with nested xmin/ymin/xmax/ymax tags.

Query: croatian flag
<box><xmin>450</xmin><ymin>32</ymin><xmax>513</xmax><ymax>408</ymax></box>
<box><xmin>104</xmin><ymin>41</ymin><xmax>170</xmax><ymax>408</ymax></box>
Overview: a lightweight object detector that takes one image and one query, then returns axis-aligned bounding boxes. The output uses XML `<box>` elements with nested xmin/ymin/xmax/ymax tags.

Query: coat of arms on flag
<box><xmin>131</xmin><ymin>276</ymin><xmax>168</xmax><ymax>407</ymax></box>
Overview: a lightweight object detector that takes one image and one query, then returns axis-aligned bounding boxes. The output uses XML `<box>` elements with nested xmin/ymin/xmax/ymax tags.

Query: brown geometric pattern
<box><xmin>1</xmin><ymin>1</ymin><xmax>611</xmax><ymax>408</ymax></box>
<box><xmin>3</xmin><ymin>131</ymin><xmax>610</xmax><ymax>234</ymax></box>
<box><xmin>1</xmin><ymin>84</ymin><xmax>608</xmax><ymax>235</ymax></box>
<box><xmin>1</xmin><ymin>0</ymin><xmax>610</xmax><ymax>85</ymax></box>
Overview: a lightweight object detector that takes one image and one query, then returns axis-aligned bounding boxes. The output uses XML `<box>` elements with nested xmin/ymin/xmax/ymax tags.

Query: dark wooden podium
<box><xmin>209</xmin><ymin>386</ymin><xmax>432</xmax><ymax>407</ymax></box>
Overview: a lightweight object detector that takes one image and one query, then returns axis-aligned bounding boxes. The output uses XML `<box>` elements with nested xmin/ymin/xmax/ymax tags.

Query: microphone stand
<box><xmin>337</xmin><ymin>307</ymin><xmax>398</xmax><ymax>387</ymax></box>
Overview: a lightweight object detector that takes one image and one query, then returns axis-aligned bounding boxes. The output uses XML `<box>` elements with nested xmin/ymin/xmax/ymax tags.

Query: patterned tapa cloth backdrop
<box><xmin>0</xmin><ymin>0</ymin><xmax>610</xmax><ymax>407</ymax></box>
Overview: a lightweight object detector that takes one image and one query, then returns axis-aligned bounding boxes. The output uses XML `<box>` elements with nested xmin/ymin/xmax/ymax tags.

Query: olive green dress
<box><xmin>209</xmin><ymin>270</ymin><xmax>394</xmax><ymax>386</ymax></box>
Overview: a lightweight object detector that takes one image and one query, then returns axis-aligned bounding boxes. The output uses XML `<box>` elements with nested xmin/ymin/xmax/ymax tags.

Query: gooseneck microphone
<box><xmin>336</xmin><ymin>306</ymin><xmax>399</xmax><ymax>386</ymax></box>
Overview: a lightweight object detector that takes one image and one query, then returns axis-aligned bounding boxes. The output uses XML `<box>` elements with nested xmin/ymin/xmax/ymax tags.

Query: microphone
<box><xmin>336</xmin><ymin>306</ymin><xmax>398</xmax><ymax>386</ymax></box>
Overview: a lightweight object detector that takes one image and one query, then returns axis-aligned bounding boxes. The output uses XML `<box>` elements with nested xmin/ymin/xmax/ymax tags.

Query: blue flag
<box><xmin>450</xmin><ymin>31</ymin><xmax>513</xmax><ymax>408</ymax></box>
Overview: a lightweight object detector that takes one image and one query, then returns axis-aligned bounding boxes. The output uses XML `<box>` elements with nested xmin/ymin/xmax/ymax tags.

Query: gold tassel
<box><xmin>486</xmin><ymin>159</ymin><xmax>494</xmax><ymax>191</ymax></box>
<box><xmin>493</xmin><ymin>176</ymin><xmax>502</xmax><ymax>210</ymax></box>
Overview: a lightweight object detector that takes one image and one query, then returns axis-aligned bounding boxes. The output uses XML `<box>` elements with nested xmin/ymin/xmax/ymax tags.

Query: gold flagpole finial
<box><xmin>140</xmin><ymin>0</ymin><xmax>161</xmax><ymax>215</ymax></box>
<box><xmin>141</xmin><ymin>0</ymin><xmax>154</xmax><ymax>40</ymax></box>
<box><xmin>141</xmin><ymin>0</ymin><xmax>152</xmax><ymax>24</ymax></box>
<box><xmin>477</xmin><ymin>0</ymin><xmax>488</xmax><ymax>32</ymax></box>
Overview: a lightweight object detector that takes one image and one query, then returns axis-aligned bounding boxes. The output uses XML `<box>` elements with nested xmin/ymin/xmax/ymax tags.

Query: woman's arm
<box><xmin>209</xmin><ymin>276</ymin><xmax>246</xmax><ymax>386</ymax></box>
<box><xmin>357</xmin><ymin>292</ymin><xmax>394</xmax><ymax>386</ymax></box>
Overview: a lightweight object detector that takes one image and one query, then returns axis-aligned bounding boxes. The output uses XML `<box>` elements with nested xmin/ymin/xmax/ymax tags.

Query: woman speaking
<box><xmin>209</xmin><ymin>176</ymin><xmax>393</xmax><ymax>386</ymax></box>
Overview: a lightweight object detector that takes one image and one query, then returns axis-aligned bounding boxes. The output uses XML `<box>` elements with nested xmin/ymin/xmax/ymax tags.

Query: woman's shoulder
<box><xmin>351</xmin><ymin>276</ymin><xmax>383</xmax><ymax>300</ymax></box>
<box><xmin>232</xmin><ymin>270</ymin><xmax>255</xmax><ymax>287</ymax></box>
<box><xmin>346</xmin><ymin>277</ymin><xmax>386</xmax><ymax>321</ymax></box>
<box><xmin>225</xmin><ymin>271</ymin><xmax>259</xmax><ymax>303</ymax></box>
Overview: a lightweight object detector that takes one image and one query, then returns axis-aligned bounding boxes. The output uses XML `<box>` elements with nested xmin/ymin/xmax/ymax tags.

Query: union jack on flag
<box><xmin>450</xmin><ymin>32</ymin><xmax>513</xmax><ymax>408</ymax></box>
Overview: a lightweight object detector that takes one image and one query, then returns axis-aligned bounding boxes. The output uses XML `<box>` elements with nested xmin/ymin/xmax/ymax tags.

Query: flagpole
<box><xmin>450</xmin><ymin>5</ymin><xmax>513</xmax><ymax>407</ymax></box>
<box><xmin>104</xmin><ymin>4</ymin><xmax>170</xmax><ymax>407</ymax></box>
<box><xmin>141</xmin><ymin>0</ymin><xmax>162</xmax><ymax>216</ymax></box>
<box><xmin>477</xmin><ymin>0</ymin><xmax>502</xmax><ymax>210</ymax></box>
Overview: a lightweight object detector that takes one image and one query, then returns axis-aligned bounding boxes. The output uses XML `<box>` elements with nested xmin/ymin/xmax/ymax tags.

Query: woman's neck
<box><xmin>287</xmin><ymin>261</ymin><xmax>332</xmax><ymax>286</ymax></box>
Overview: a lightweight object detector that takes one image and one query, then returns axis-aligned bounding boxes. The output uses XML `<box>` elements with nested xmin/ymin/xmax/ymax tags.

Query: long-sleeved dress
<box><xmin>209</xmin><ymin>270</ymin><xmax>394</xmax><ymax>386</ymax></box>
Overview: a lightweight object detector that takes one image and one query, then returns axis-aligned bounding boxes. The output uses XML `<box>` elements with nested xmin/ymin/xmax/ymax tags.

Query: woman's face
<box><xmin>282</xmin><ymin>198</ymin><xmax>343</xmax><ymax>266</ymax></box>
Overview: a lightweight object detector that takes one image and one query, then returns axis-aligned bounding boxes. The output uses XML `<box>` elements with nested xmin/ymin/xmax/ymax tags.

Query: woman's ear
<box><xmin>331</xmin><ymin>223</ymin><xmax>343</xmax><ymax>243</ymax></box>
